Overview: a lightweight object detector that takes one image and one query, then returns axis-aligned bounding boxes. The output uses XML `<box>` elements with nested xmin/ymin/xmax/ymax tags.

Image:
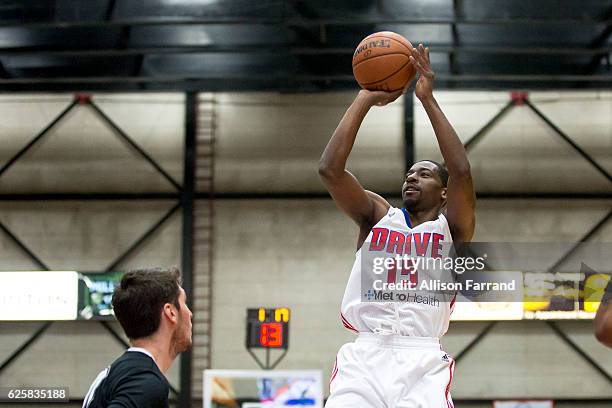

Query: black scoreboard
<box><xmin>246</xmin><ymin>307</ymin><xmax>290</xmax><ymax>349</ymax></box>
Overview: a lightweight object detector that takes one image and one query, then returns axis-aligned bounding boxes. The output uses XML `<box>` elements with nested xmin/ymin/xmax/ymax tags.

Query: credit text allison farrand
<box><xmin>371</xmin><ymin>278</ymin><xmax>517</xmax><ymax>292</ymax></box>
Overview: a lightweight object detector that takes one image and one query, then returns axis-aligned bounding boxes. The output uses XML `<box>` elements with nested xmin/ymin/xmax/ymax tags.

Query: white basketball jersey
<box><xmin>340</xmin><ymin>206</ymin><xmax>456</xmax><ymax>338</ymax></box>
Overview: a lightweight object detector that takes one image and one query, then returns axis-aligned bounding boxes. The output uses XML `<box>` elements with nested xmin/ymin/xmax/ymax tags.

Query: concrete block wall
<box><xmin>214</xmin><ymin>91</ymin><xmax>612</xmax><ymax>194</ymax></box>
<box><xmin>0</xmin><ymin>201</ymin><xmax>183</xmax><ymax>395</ymax></box>
<box><xmin>0</xmin><ymin>93</ymin><xmax>185</xmax><ymax>396</ymax></box>
<box><xmin>0</xmin><ymin>93</ymin><xmax>184</xmax><ymax>193</ymax></box>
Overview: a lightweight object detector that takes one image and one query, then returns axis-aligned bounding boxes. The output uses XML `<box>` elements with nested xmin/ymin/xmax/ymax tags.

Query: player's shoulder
<box><xmin>139</xmin><ymin>373</ymin><xmax>169</xmax><ymax>394</ymax></box>
<box><xmin>113</xmin><ymin>351</ymin><xmax>156</xmax><ymax>368</ymax></box>
<box><xmin>112</xmin><ymin>352</ymin><xmax>167</xmax><ymax>384</ymax></box>
<box><xmin>437</xmin><ymin>211</ymin><xmax>455</xmax><ymax>240</ymax></box>
<box><xmin>115</xmin><ymin>364</ymin><xmax>168</xmax><ymax>398</ymax></box>
<box><xmin>112</xmin><ymin>372</ymin><xmax>168</xmax><ymax>408</ymax></box>
<box><xmin>364</xmin><ymin>190</ymin><xmax>392</xmax><ymax>226</ymax></box>
<box><xmin>365</xmin><ymin>190</ymin><xmax>391</xmax><ymax>211</ymax></box>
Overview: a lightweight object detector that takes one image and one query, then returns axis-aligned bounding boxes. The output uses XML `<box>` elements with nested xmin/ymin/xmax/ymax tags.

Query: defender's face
<box><xmin>402</xmin><ymin>161</ymin><xmax>446</xmax><ymax>210</ymax></box>
<box><xmin>175</xmin><ymin>287</ymin><xmax>193</xmax><ymax>352</ymax></box>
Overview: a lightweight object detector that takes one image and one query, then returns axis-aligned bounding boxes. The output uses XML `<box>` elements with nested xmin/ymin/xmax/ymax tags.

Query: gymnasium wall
<box><xmin>0</xmin><ymin>91</ymin><xmax>611</xmax><ymax>404</ymax></box>
<box><xmin>0</xmin><ymin>94</ymin><xmax>185</xmax><ymax>396</ymax></box>
<box><xmin>214</xmin><ymin>91</ymin><xmax>612</xmax><ymax>194</ymax></box>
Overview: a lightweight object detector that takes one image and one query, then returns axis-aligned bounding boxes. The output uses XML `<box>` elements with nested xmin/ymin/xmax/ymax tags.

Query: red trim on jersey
<box><xmin>340</xmin><ymin>313</ymin><xmax>359</xmax><ymax>332</ymax></box>
<box><xmin>329</xmin><ymin>357</ymin><xmax>338</xmax><ymax>385</ymax></box>
<box><xmin>449</xmin><ymin>291</ymin><xmax>457</xmax><ymax>315</ymax></box>
<box><xmin>450</xmin><ymin>291</ymin><xmax>457</xmax><ymax>308</ymax></box>
<box><xmin>342</xmin><ymin>320</ymin><xmax>358</xmax><ymax>333</ymax></box>
<box><xmin>445</xmin><ymin>359</ymin><xmax>455</xmax><ymax>408</ymax></box>
<box><xmin>330</xmin><ymin>368</ymin><xmax>338</xmax><ymax>384</ymax></box>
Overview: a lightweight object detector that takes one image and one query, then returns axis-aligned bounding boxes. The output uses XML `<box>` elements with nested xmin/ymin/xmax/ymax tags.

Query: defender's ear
<box><xmin>162</xmin><ymin>303</ymin><xmax>178</xmax><ymax>323</ymax></box>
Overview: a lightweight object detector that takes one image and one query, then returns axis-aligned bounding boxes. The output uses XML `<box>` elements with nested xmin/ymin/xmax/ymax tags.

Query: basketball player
<box><xmin>594</xmin><ymin>278</ymin><xmax>612</xmax><ymax>347</ymax></box>
<box><xmin>319</xmin><ymin>44</ymin><xmax>475</xmax><ymax>407</ymax></box>
<box><xmin>83</xmin><ymin>267</ymin><xmax>192</xmax><ymax>408</ymax></box>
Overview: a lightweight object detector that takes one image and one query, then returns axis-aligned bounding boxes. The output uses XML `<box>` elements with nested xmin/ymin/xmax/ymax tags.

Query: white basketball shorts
<box><xmin>325</xmin><ymin>333</ymin><xmax>455</xmax><ymax>408</ymax></box>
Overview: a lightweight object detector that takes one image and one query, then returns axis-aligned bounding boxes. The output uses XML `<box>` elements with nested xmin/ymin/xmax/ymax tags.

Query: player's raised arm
<box><xmin>594</xmin><ymin>279</ymin><xmax>612</xmax><ymax>347</ymax></box>
<box><xmin>409</xmin><ymin>44</ymin><xmax>476</xmax><ymax>243</ymax></box>
<box><xmin>318</xmin><ymin>90</ymin><xmax>401</xmax><ymax>228</ymax></box>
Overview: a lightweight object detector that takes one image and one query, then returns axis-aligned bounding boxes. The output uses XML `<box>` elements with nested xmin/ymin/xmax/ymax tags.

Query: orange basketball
<box><xmin>352</xmin><ymin>31</ymin><xmax>416</xmax><ymax>92</ymax></box>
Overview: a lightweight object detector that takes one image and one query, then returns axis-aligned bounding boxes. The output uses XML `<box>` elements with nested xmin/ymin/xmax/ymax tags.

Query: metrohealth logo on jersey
<box><xmin>364</xmin><ymin>289</ymin><xmax>375</xmax><ymax>300</ymax></box>
<box><xmin>363</xmin><ymin>289</ymin><xmax>396</xmax><ymax>301</ymax></box>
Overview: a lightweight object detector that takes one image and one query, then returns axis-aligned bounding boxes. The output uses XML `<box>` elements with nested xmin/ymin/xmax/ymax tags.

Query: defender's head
<box><xmin>112</xmin><ymin>267</ymin><xmax>192</xmax><ymax>353</ymax></box>
<box><xmin>402</xmin><ymin>160</ymin><xmax>448</xmax><ymax>211</ymax></box>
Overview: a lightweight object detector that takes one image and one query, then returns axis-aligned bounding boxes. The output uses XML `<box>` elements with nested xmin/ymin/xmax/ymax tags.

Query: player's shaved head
<box><xmin>419</xmin><ymin>160</ymin><xmax>448</xmax><ymax>187</ymax></box>
<box><xmin>402</xmin><ymin>160</ymin><xmax>448</xmax><ymax>211</ymax></box>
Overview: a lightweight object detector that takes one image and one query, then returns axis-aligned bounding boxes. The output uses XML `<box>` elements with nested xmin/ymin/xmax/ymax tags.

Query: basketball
<box><xmin>352</xmin><ymin>31</ymin><xmax>417</xmax><ymax>92</ymax></box>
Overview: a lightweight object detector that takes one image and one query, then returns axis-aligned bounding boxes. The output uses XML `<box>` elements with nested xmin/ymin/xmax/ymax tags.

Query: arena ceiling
<box><xmin>1</xmin><ymin>0</ymin><xmax>612</xmax><ymax>92</ymax></box>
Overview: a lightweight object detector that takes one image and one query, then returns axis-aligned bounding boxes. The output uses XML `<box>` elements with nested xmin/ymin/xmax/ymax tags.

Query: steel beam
<box><xmin>547</xmin><ymin>209</ymin><xmax>612</xmax><ymax>273</ymax></box>
<box><xmin>0</xmin><ymin>221</ymin><xmax>49</xmax><ymax>270</ymax></box>
<box><xmin>524</xmin><ymin>99</ymin><xmax>612</xmax><ymax>184</ymax></box>
<box><xmin>463</xmin><ymin>99</ymin><xmax>515</xmax><ymax>152</ymax></box>
<box><xmin>449</xmin><ymin>0</ymin><xmax>461</xmax><ymax>77</ymax></box>
<box><xmin>453</xmin><ymin>322</ymin><xmax>497</xmax><ymax>363</ymax></box>
<box><xmin>0</xmin><ymin>322</ymin><xmax>53</xmax><ymax>374</ymax></box>
<box><xmin>0</xmin><ymin>99</ymin><xmax>78</xmax><ymax>178</ymax></box>
<box><xmin>179</xmin><ymin>92</ymin><xmax>196</xmax><ymax>408</ymax></box>
<box><xmin>0</xmin><ymin>193</ymin><xmax>179</xmax><ymax>201</ymax></box>
<box><xmin>584</xmin><ymin>6</ymin><xmax>612</xmax><ymax>73</ymax></box>
<box><xmin>222</xmin><ymin>192</ymin><xmax>612</xmax><ymax>199</ymax></box>
<box><xmin>105</xmin><ymin>202</ymin><xmax>181</xmax><ymax>271</ymax></box>
<box><xmin>546</xmin><ymin>321</ymin><xmax>612</xmax><ymax>386</ymax></box>
<box><xmin>403</xmin><ymin>91</ymin><xmax>414</xmax><ymax>173</ymax></box>
<box><xmin>87</xmin><ymin>100</ymin><xmax>183</xmax><ymax>191</ymax></box>
<box><xmin>167</xmin><ymin>192</ymin><xmax>612</xmax><ymax>200</ymax></box>
<box><xmin>3</xmin><ymin>74</ymin><xmax>612</xmax><ymax>86</ymax></box>
<box><xmin>2</xmin><ymin>45</ymin><xmax>611</xmax><ymax>57</ymax></box>
<box><xmin>104</xmin><ymin>0</ymin><xmax>117</xmax><ymax>22</ymax></box>
<box><xmin>99</xmin><ymin>321</ymin><xmax>130</xmax><ymax>348</ymax></box>
<box><xmin>5</xmin><ymin>16</ymin><xmax>612</xmax><ymax>29</ymax></box>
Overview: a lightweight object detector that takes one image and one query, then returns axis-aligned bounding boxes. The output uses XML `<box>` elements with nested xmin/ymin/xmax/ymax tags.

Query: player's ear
<box><xmin>441</xmin><ymin>187</ymin><xmax>447</xmax><ymax>202</ymax></box>
<box><xmin>163</xmin><ymin>303</ymin><xmax>178</xmax><ymax>323</ymax></box>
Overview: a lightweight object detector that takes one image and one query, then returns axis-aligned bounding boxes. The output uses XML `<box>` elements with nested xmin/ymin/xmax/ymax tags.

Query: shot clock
<box><xmin>246</xmin><ymin>307</ymin><xmax>290</xmax><ymax>349</ymax></box>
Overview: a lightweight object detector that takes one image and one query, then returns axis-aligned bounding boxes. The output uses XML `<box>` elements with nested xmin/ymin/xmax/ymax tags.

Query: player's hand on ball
<box><xmin>409</xmin><ymin>44</ymin><xmax>435</xmax><ymax>101</ymax></box>
<box><xmin>359</xmin><ymin>88</ymin><xmax>404</xmax><ymax>107</ymax></box>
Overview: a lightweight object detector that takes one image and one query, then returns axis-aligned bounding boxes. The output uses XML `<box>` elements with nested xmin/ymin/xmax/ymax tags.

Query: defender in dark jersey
<box><xmin>83</xmin><ymin>267</ymin><xmax>193</xmax><ymax>408</ymax></box>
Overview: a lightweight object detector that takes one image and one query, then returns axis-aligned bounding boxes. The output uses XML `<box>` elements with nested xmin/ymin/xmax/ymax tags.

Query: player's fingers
<box><xmin>418</xmin><ymin>43</ymin><xmax>426</xmax><ymax>57</ymax></box>
<box><xmin>412</xmin><ymin>45</ymin><xmax>430</xmax><ymax>68</ymax></box>
<box><xmin>384</xmin><ymin>89</ymin><xmax>403</xmax><ymax>104</ymax></box>
<box><xmin>409</xmin><ymin>46</ymin><xmax>424</xmax><ymax>63</ymax></box>
<box><xmin>425</xmin><ymin>47</ymin><xmax>430</xmax><ymax>63</ymax></box>
<box><xmin>409</xmin><ymin>56</ymin><xmax>427</xmax><ymax>75</ymax></box>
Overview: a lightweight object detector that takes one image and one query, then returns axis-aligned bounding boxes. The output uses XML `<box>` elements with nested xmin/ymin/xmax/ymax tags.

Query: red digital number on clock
<box><xmin>260</xmin><ymin>322</ymin><xmax>283</xmax><ymax>347</ymax></box>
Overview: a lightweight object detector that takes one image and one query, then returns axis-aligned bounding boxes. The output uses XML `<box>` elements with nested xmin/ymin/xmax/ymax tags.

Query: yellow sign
<box><xmin>275</xmin><ymin>308</ymin><xmax>290</xmax><ymax>323</ymax></box>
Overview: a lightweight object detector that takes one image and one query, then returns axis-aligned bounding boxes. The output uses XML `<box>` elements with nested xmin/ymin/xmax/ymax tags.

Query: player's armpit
<box><xmin>365</xmin><ymin>190</ymin><xmax>391</xmax><ymax>211</ymax></box>
<box><xmin>319</xmin><ymin>168</ymin><xmax>388</xmax><ymax>227</ymax></box>
<box><xmin>445</xmin><ymin>172</ymin><xmax>476</xmax><ymax>243</ymax></box>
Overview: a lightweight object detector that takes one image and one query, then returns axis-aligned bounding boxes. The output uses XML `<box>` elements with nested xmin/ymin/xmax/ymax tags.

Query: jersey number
<box><xmin>386</xmin><ymin>258</ymin><xmax>418</xmax><ymax>287</ymax></box>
